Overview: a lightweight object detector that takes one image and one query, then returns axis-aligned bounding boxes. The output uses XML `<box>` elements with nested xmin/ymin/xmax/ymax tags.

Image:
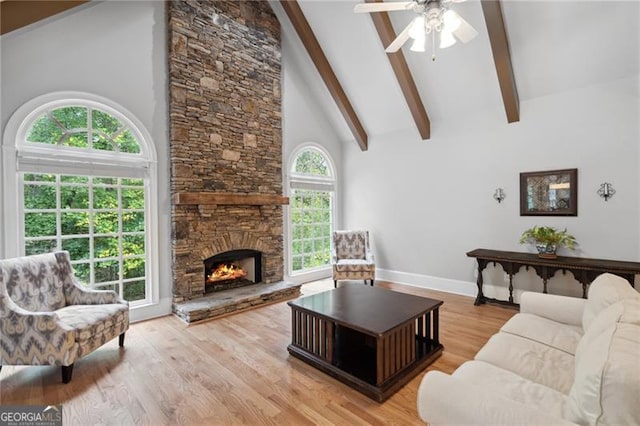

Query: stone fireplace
<box><xmin>168</xmin><ymin>0</ymin><xmax>300</xmax><ymax>322</ymax></box>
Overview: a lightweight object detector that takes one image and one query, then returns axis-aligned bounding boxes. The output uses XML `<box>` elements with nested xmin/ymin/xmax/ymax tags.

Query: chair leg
<box><xmin>333</xmin><ymin>280</ymin><xmax>337</xmax><ymax>288</ymax></box>
<box><xmin>363</xmin><ymin>280</ymin><xmax>367</xmax><ymax>286</ymax></box>
<box><xmin>371</xmin><ymin>279</ymin><xmax>374</xmax><ymax>286</ymax></box>
<box><xmin>119</xmin><ymin>332</ymin><xmax>125</xmax><ymax>347</ymax></box>
<box><xmin>62</xmin><ymin>364</ymin><xmax>74</xmax><ymax>384</ymax></box>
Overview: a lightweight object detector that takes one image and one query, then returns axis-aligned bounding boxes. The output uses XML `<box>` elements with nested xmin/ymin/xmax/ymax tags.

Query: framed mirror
<box><xmin>520</xmin><ymin>168</ymin><xmax>578</xmax><ymax>216</ymax></box>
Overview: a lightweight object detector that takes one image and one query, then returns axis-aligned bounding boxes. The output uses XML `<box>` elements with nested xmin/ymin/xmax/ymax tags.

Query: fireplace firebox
<box><xmin>203</xmin><ymin>249</ymin><xmax>262</xmax><ymax>293</ymax></box>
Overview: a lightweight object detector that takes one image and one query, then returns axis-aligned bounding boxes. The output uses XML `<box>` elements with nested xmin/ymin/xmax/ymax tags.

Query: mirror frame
<box><xmin>519</xmin><ymin>168</ymin><xmax>578</xmax><ymax>216</ymax></box>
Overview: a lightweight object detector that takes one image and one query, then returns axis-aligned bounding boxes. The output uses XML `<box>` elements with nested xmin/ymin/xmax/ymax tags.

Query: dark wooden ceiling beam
<box><xmin>1</xmin><ymin>0</ymin><xmax>88</xmax><ymax>36</ymax></box>
<box><xmin>481</xmin><ymin>0</ymin><xmax>519</xmax><ymax>123</ymax></box>
<box><xmin>279</xmin><ymin>0</ymin><xmax>368</xmax><ymax>151</ymax></box>
<box><xmin>365</xmin><ymin>0</ymin><xmax>431</xmax><ymax>140</ymax></box>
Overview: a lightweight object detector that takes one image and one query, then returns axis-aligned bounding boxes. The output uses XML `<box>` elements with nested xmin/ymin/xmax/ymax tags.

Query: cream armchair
<box><xmin>332</xmin><ymin>230</ymin><xmax>375</xmax><ymax>288</ymax></box>
<box><xmin>0</xmin><ymin>251</ymin><xmax>129</xmax><ymax>383</ymax></box>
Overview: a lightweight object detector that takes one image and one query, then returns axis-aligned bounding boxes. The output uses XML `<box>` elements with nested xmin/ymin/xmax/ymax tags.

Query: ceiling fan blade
<box><xmin>354</xmin><ymin>2</ymin><xmax>414</xmax><ymax>14</ymax></box>
<box><xmin>385</xmin><ymin>18</ymin><xmax>416</xmax><ymax>53</ymax></box>
<box><xmin>452</xmin><ymin>13</ymin><xmax>478</xmax><ymax>43</ymax></box>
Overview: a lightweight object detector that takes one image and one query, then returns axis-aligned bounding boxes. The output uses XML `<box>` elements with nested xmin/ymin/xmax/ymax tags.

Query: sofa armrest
<box><xmin>365</xmin><ymin>250</ymin><xmax>375</xmax><ymax>263</ymax></box>
<box><xmin>520</xmin><ymin>292</ymin><xmax>586</xmax><ymax>326</ymax></box>
<box><xmin>64</xmin><ymin>278</ymin><xmax>128</xmax><ymax>306</ymax></box>
<box><xmin>417</xmin><ymin>371</ymin><xmax>577</xmax><ymax>425</ymax></box>
<box><xmin>1</xmin><ymin>293</ymin><xmax>77</xmax><ymax>365</ymax></box>
<box><xmin>1</xmin><ymin>292</ymin><xmax>64</xmax><ymax>326</ymax></box>
<box><xmin>331</xmin><ymin>249</ymin><xmax>338</xmax><ymax>264</ymax></box>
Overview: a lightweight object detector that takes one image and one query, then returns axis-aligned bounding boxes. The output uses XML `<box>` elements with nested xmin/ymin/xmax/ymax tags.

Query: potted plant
<box><xmin>519</xmin><ymin>226</ymin><xmax>577</xmax><ymax>259</ymax></box>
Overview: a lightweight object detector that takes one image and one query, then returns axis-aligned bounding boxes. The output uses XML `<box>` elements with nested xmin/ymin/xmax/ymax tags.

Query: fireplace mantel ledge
<box><xmin>173</xmin><ymin>192</ymin><xmax>289</xmax><ymax>206</ymax></box>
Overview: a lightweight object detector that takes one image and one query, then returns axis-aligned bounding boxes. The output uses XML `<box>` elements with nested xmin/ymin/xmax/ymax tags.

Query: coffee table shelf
<box><xmin>288</xmin><ymin>285</ymin><xmax>443</xmax><ymax>402</ymax></box>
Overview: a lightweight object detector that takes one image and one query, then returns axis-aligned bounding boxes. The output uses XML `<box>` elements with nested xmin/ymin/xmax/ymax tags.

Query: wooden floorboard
<box><xmin>0</xmin><ymin>279</ymin><xmax>515</xmax><ymax>425</ymax></box>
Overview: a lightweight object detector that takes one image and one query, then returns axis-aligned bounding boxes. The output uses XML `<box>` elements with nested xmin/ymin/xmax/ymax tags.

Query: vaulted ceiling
<box><xmin>3</xmin><ymin>0</ymin><xmax>638</xmax><ymax>150</ymax></box>
<box><xmin>270</xmin><ymin>0</ymin><xmax>640</xmax><ymax>148</ymax></box>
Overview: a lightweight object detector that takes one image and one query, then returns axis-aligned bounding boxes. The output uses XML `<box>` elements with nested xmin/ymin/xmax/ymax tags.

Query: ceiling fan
<box><xmin>354</xmin><ymin>0</ymin><xmax>478</xmax><ymax>58</ymax></box>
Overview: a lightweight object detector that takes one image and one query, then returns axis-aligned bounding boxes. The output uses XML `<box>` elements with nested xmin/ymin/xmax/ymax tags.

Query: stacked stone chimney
<box><xmin>168</xmin><ymin>0</ymin><xmax>283</xmax><ymax>303</ymax></box>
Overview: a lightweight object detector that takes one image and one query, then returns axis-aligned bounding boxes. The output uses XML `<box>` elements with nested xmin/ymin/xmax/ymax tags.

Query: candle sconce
<box><xmin>493</xmin><ymin>188</ymin><xmax>505</xmax><ymax>203</ymax></box>
<box><xmin>597</xmin><ymin>182</ymin><xmax>615</xmax><ymax>201</ymax></box>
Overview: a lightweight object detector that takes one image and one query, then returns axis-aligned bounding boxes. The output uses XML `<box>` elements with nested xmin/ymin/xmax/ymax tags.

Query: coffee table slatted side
<box><xmin>378</xmin><ymin>319</ymin><xmax>417</xmax><ymax>386</ymax></box>
<box><xmin>291</xmin><ymin>308</ymin><xmax>333</xmax><ymax>364</ymax></box>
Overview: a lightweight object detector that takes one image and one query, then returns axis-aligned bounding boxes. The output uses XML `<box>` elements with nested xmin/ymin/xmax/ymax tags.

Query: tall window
<box><xmin>289</xmin><ymin>147</ymin><xmax>335</xmax><ymax>274</ymax></box>
<box><xmin>4</xmin><ymin>94</ymin><xmax>157</xmax><ymax>306</ymax></box>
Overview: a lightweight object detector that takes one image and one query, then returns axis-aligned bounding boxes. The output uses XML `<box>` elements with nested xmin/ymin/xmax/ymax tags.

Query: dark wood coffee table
<box><xmin>287</xmin><ymin>285</ymin><xmax>443</xmax><ymax>402</ymax></box>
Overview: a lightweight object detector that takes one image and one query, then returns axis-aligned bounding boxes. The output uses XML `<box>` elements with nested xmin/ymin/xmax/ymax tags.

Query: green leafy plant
<box><xmin>519</xmin><ymin>226</ymin><xmax>577</xmax><ymax>251</ymax></box>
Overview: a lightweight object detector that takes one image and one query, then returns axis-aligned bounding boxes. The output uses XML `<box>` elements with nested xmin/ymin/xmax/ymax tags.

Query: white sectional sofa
<box><xmin>417</xmin><ymin>273</ymin><xmax>640</xmax><ymax>425</ymax></box>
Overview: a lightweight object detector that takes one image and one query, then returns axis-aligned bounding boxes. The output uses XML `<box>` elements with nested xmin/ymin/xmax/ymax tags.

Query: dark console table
<box><xmin>467</xmin><ymin>248</ymin><xmax>640</xmax><ymax>307</ymax></box>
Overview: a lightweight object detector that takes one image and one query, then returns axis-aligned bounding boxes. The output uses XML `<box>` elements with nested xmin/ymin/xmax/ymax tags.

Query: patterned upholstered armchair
<box><xmin>332</xmin><ymin>230</ymin><xmax>375</xmax><ymax>288</ymax></box>
<box><xmin>0</xmin><ymin>251</ymin><xmax>129</xmax><ymax>383</ymax></box>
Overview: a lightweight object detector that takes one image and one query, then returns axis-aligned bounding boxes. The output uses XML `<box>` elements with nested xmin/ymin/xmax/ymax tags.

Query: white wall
<box><xmin>281</xmin><ymin>33</ymin><xmax>344</xmax><ymax>284</ymax></box>
<box><xmin>0</xmin><ymin>1</ymin><xmax>172</xmax><ymax>319</ymax></box>
<box><xmin>342</xmin><ymin>76</ymin><xmax>640</xmax><ymax>301</ymax></box>
<box><xmin>282</xmin><ymin>38</ymin><xmax>343</xmax><ymax>172</ymax></box>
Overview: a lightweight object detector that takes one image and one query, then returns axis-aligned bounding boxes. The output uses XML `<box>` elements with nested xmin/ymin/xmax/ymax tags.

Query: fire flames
<box><xmin>207</xmin><ymin>263</ymin><xmax>247</xmax><ymax>283</ymax></box>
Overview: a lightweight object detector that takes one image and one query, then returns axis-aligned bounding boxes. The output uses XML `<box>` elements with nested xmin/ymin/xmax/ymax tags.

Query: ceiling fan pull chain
<box><xmin>431</xmin><ymin>31</ymin><xmax>436</xmax><ymax>61</ymax></box>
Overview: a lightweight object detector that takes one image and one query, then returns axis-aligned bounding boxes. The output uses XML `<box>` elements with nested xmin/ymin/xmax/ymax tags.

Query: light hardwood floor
<box><xmin>0</xmin><ymin>279</ymin><xmax>515</xmax><ymax>425</ymax></box>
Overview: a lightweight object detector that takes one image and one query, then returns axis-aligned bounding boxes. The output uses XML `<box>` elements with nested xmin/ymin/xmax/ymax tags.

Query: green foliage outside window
<box><xmin>23</xmin><ymin>173</ymin><xmax>147</xmax><ymax>301</ymax></box>
<box><xmin>293</xmin><ymin>149</ymin><xmax>331</xmax><ymax>176</ymax></box>
<box><xmin>290</xmin><ymin>190</ymin><xmax>332</xmax><ymax>272</ymax></box>
<box><xmin>27</xmin><ymin>106</ymin><xmax>140</xmax><ymax>153</ymax></box>
<box><xmin>290</xmin><ymin>149</ymin><xmax>334</xmax><ymax>273</ymax></box>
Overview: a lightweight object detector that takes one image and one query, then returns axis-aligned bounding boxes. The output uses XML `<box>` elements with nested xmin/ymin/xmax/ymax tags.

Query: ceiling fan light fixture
<box><xmin>410</xmin><ymin>37</ymin><xmax>427</xmax><ymax>52</ymax></box>
<box><xmin>408</xmin><ymin>15</ymin><xmax>426</xmax><ymax>39</ymax></box>
<box><xmin>442</xmin><ymin>10</ymin><xmax>461</xmax><ymax>33</ymax></box>
<box><xmin>439</xmin><ymin>30</ymin><xmax>456</xmax><ymax>49</ymax></box>
<box><xmin>353</xmin><ymin>0</ymin><xmax>477</xmax><ymax>56</ymax></box>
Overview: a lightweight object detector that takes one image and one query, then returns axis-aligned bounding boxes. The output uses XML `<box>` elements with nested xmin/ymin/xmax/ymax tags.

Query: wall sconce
<box><xmin>493</xmin><ymin>188</ymin><xmax>505</xmax><ymax>203</ymax></box>
<box><xmin>597</xmin><ymin>182</ymin><xmax>616</xmax><ymax>201</ymax></box>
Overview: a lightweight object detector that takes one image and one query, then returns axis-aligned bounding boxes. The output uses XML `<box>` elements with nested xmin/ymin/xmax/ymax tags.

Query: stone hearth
<box><xmin>173</xmin><ymin>281</ymin><xmax>300</xmax><ymax>323</ymax></box>
<box><xmin>168</xmin><ymin>1</ymin><xmax>299</xmax><ymax>322</ymax></box>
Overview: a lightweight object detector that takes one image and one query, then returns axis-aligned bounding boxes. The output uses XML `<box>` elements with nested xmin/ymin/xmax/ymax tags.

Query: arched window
<box><xmin>288</xmin><ymin>145</ymin><xmax>336</xmax><ymax>275</ymax></box>
<box><xmin>2</xmin><ymin>92</ymin><xmax>158</xmax><ymax>306</ymax></box>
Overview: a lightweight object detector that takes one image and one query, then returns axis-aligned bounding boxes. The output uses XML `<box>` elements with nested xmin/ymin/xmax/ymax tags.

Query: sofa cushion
<box><xmin>334</xmin><ymin>259</ymin><xmax>375</xmax><ymax>272</ymax></box>
<box><xmin>453</xmin><ymin>360</ymin><xmax>569</xmax><ymax>418</ymax></box>
<box><xmin>501</xmin><ymin>313</ymin><xmax>583</xmax><ymax>355</ymax></box>
<box><xmin>474</xmin><ymin>332</ymin><xmax>575</xmax><ymax>394</ymax></box>
<box><xmin>56</xmin><ymin>303</ymin><xmax>129</xmax><ymax>342</ymax></box>
<box><xmin>582</xmin><ymin>298</ymin><xmax>640</xmax><ymax>340</ymax></box>
<box><xmin>568</xmin><ymin>299</ymin><xmax>640</xmax><ymax>426</ymax></box>
<box><xmin>582</xmin><ymin>273</ymin><xmax>638</xmax><ymax>330</ymax></box>
<box><xmin>75</xmin><ymin>319</ymin><xmax>129</xmax><ymax>359</ymax></box>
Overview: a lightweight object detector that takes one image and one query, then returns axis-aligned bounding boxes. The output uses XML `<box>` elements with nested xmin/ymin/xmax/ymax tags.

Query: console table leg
<box><xmin>433</xmin><ymin>309</ymin><xmax>439</xmax><ymax>345</ymax></box>
<box><xmin>543</xmin><ymin>279</ymin><xmax>548</xmax><ymax>294</ymax></box>
<box><xmin>624</xmin><ymin>274</ymin><xmax>635</xmax><ymax>288</ymax></box>
<box><xmin>474</xmin><ymin>260</ymin><xmax>486</xmax><ymax>305</ymax></box>
<box><xmin>582</xmin><ymin>283</ymin><xmax>587</xmax><ymax>299</ymax></box>
<box><xmin>508</xmin><ymin>274</ymin><xmax>514</xmax><ymax>303</ymax></box>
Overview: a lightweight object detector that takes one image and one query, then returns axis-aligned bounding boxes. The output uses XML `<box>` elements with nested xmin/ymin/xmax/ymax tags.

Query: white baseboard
<box><xmin>130</xmin><ymin>296</ymin><xmax>172</xmax><ymax>323</ymax></box>
<box><xmin>376</xmin><ymin>268</ymin><xmax>476</xmax><ymax>298</ymax></box>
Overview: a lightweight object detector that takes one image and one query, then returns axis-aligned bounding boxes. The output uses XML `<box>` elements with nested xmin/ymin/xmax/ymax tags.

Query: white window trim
<box><xmin>2</xmin><ymin>91</ymin><xmax>160</xmax><ymax>310</ymax></box>
<box><xmin>285</xmin><ymin>143</ymin><xmax>338</xmax><ymax>283</ymax></box>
